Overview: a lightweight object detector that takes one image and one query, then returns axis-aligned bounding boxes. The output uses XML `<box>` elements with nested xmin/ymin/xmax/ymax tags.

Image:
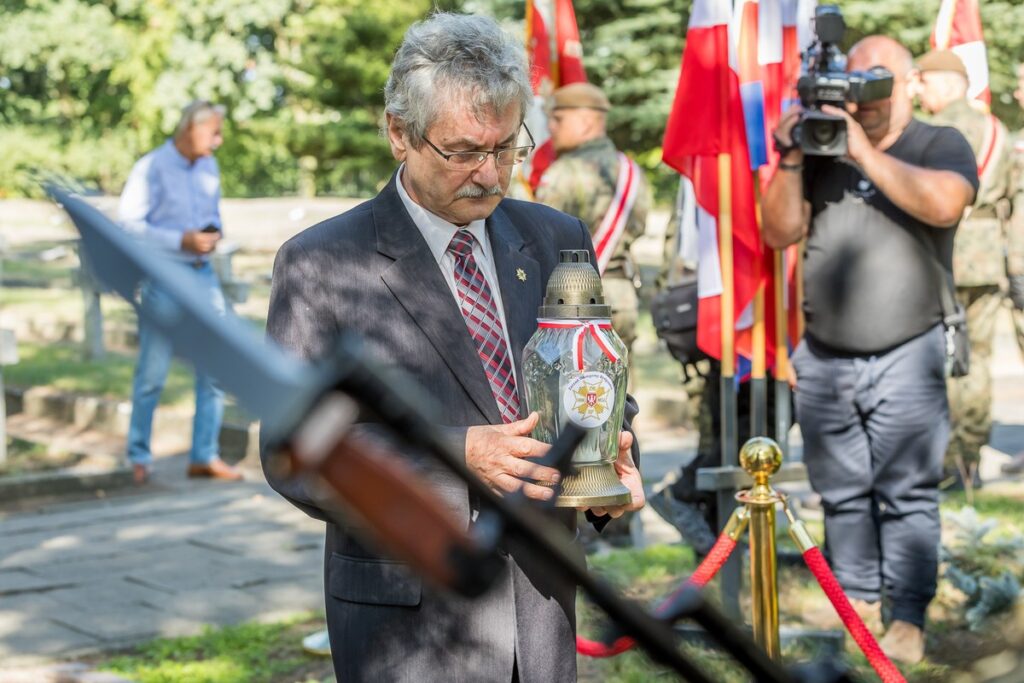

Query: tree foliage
<box><xmin>475</xmin><ymin>0</ymin><xmax>1024</xmax><ymax>202</ymax></box>
<box><xmin>1</xmin><ymin>0</ymin><xmax>1022</xmax><ymax>199</ymax></box>
<box><xmin>0</xmin><ymin>0</ymin><xmax>453</xmax><ymax>198</ymax></box>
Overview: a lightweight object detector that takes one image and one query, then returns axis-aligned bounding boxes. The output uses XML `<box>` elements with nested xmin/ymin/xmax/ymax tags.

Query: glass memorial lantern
<box><xmin>522</xmin><ymin>250</ymin><xmax>632</xmax><ymax>508</ymax></box>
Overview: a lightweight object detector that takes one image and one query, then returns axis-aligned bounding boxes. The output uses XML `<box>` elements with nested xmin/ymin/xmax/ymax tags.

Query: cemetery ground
<box><xmin>1</xmin><ymin>208</ymin><xmax>1023</xmax><ymax>682</ymax></box>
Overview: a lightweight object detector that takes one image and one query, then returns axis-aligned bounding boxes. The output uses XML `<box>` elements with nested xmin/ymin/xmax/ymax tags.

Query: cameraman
<box><xmin>763</xmin><ymin>36</ymin><xmax>978</xmax><ymax>664</ymax></box>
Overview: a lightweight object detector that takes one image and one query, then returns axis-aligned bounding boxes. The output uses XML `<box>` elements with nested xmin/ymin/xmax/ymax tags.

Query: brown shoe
<box><xmin>802</xmin><ymin>598</ymin><xmax>884</xmax><ymax>636</ymax></box>
<box><xmin>187</xmin><ymin>459</ymin><xmax>243</xmax><ymax>481</ymax></box>
<box><xmin>132</xmin><ymin>463</ymin><xmax>151</xmax><ymax>485</ymax></box>
<box><xmin>879</xmin><ymin>620</ymin><xmax>925</xmax><ymax>664</ymax></box>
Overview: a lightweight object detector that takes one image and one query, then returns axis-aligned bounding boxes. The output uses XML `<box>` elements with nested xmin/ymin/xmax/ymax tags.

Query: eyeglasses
<box><xmin>421</xmin><ymin>124</ymin><xmax>536</xmax><ymax>170</ymax></box>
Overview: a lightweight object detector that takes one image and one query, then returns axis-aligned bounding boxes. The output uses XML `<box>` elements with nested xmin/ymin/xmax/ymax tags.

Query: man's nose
<box><xmin>472</xmin><ymin>153</ymin><xmax>501</xmax><ymax>185</ymax></box>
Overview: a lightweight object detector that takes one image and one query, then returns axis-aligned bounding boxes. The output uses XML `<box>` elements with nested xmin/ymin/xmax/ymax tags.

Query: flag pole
<box><xmin>716</xmin><ymin>25</ymin><xmax>741</xmax><ymax>621</ymax></box>
<box><xmin>772</xmin><ymin>248</ymin><xmax>791</xmax><ymax>456</ymax></box>
<box><xmin>751</xmin><ymin>174</ymin><xmax>767</xmax><ymax>437</ymax></box>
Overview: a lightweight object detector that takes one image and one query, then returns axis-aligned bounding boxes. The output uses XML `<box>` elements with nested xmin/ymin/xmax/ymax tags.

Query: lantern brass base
<box><xmin>555</xmin><ymin>463</ymin><xmax>632</xmax><ymax>508</ymax></box>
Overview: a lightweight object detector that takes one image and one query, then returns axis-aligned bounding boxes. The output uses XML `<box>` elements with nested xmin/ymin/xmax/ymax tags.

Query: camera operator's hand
<box><xmin>820</xmin><ymin>104</ymin><xmax>872</xmax><ymax>166</ymax></box>
<box><xmin>1009</xmin><ymin>275</ymin><xmax>1024</xmax><ymax>311</ymax></box>
<box><xmin>180</xmin><ymin>229</ymin><xmax>221</xmax><ymax>255</ymax></box>
<box><xmin>774</xmin><ymin>107</ymin><xmax>804</xmax><ymax>161</ymax></box>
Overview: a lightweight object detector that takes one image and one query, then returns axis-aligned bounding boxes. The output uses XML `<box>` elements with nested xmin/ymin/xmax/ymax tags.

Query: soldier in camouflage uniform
<box><xmin>915</xmin><ymin>50</ymin><xmax>1018</xmax><ymax>486</ymax></box>
<box><xmin>535</xmin><ymin>83</ymin><xmax>650</xmax><ymax>356</ymax></box>
<box><xmin>1002</xmin><ymin>62</ymin><xmax>1024</xmax><ymax>475</ymax></box>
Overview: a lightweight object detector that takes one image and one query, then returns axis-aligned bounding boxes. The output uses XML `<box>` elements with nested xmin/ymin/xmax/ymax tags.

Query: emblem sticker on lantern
<box><xmin>563</xmin><ymin>372</ymin><xmax>616</xmax><ymax>428</ymax></box>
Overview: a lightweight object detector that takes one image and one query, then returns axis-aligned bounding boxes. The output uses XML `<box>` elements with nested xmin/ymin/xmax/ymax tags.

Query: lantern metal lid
<box><xmin>538</xmin><ymin>250</ymin><xmax>610</xmax><ymax>319</ymax></box>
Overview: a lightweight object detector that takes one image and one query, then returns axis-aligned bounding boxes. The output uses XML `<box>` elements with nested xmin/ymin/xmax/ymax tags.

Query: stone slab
<box><xmin>0</xmin><ymin>568</ymin><xmax>68</xmax><ymax>597</ymax></box>
<box><xmin>0</xmin><ymin>594</ymin><xmax>101</xmax><ymax>659</ymax></box>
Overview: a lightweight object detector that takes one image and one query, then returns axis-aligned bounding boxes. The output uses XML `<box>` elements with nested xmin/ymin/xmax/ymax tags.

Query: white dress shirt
<box><xmin>395</xmin><ymin>167</ymin><xmax>519</xmax><ymax>389</ymax></box>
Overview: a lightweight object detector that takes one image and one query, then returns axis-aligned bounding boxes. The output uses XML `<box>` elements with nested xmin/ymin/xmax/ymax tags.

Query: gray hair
<box><xmin>174</xmin><ymin>100</ymin><xmax>226</xmax><ymax>138</ymax></box>
<box><xmin>384</xmin><ymin>13</ymin><xmax>532</xmax><ymax>144</ymax></box>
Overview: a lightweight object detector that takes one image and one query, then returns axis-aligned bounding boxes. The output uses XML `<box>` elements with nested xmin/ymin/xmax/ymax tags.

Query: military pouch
<box><xmin>651</xmin><ymin>273</ymin><xmax>705</xmax><ymax>378</ymax></box>
<box><xmin>943</xmin><ymin>305</ymin><xmax>970</xmax><ymax>379</ymax></box>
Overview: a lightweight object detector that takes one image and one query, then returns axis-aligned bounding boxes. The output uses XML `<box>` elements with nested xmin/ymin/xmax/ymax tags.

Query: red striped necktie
<box><xmin>447</xmin><ymin>230</ymin><xmax>520</xmax><ymax>424</ymax></box>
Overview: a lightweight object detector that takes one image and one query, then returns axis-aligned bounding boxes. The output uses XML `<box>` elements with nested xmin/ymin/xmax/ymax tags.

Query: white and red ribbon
<box><xmin>592</xmin><ymin>153</ymin><xmax>641</xmax><ymax>275</ymax></box>
<box><xmin>537</xmin><ymin>319</ymin><xmax>621</xmax><ymax>371</ymax></box>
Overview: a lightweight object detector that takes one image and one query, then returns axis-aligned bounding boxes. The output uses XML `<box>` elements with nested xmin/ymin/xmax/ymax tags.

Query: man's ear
<box><xmin>386</xmin><ymin>114</ymin><xmax>408</xmax><ymax>162</ymax></box>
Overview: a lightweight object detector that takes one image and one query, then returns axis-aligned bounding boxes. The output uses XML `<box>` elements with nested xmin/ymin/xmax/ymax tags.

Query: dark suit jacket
<box><xmin>262</xmin><ymin>176</ymin><xmax>636</xmax><ymax>682</ymax></box>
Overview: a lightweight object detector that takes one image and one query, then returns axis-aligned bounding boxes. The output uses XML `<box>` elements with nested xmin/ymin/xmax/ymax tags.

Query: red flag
<box><xmin>523</xmin><ymin>0</ymin><xmax>587</xmax><ymax>192</ymax></box>
<box><xmin>662</xmin><ymin>0</ymin><xmax>762</xmax><ymax>366</ymax></box>
<box><xmin>931</xmin><ymin>0</ymin><xmax>990</xmax><ymax>107</ymax></box>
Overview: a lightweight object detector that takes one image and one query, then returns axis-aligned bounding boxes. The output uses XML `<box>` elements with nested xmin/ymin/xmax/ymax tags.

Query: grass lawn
<box><xmin>84</xmin><ymin>491</ymin><xmax>1022</xmax><ymax>682</ymax></box>
<box><xmin>95</xmin><ymin>613</ymin><xmax>333</xmax><ymax>683</ymax></box>
<box><xmin>0</xmin><ymin>437</ymin><xmax>83</xmax><ymax>476</ymax></box>
<box><xmin>4</xmin><ymin>341</ymin><xmax>195</xmax><ymax>406</ymax></box>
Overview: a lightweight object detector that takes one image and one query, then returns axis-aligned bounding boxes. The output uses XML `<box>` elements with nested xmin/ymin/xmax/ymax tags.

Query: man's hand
<box><xmin>773</xmin><ymin>106</ymin><xmax>804</xmax><ymax>158</ymax></box>
<box><xmin>820</xmin><ymin>104</ymin><xmax>873</xmax><ymax>166</ymax></box>
<box><xmin>465</xmin><ymin>412</ymin><xmax>561</xmax><ymax>502</ymax></box>
<box><xmin>181</xmin><ymin>229</ymin><xmax>221</xmax><ymax>255</ymax></box>
<box><xmin>582</xmin><ymin>431</ymin><xmax>645</xmax><ymax>519</ymax></box>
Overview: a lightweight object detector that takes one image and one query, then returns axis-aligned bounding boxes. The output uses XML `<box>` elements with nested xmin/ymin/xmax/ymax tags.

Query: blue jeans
<box><xmin>792</xmin><ymin>325</ymin><xmax>948</xmax><ymax>628</ymax></box>
<box><xmin>127</xmin><ymin>263</ymin><xmax>226</xmax><ymax>466</ymax></box>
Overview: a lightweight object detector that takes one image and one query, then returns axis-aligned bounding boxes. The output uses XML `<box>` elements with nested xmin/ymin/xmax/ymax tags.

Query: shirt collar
<box><xmin>162</xmin><ymin>138</ymin><xmax>195</xmax><ymax>169</ymax></box>
<box><xmin>395</xmin><ymin>164</ymin><xmax>488</xmax><ymax>265</ymax></box>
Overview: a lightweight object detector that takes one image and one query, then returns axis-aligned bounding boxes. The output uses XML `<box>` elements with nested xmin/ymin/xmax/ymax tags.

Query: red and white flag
<box><xmin>931</xmin><ymin>0</ymin><xmax>990</xmax><ymax>107</ymax></box>
<box><xmin>523</xmin><ymin>0</ymin><xmax>587</xmax><ymax>193</ymax></box>
<box><xmin>662</xmin><ymin>0</ymin><xmax>763</xmax><ymax>366</ymax></box>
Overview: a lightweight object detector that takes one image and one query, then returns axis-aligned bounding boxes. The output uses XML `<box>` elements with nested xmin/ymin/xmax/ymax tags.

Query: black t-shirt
<box><xmin>802</xmin><ymin>118</ymin><xmax>979</xmax><ymax>354</ymax></box>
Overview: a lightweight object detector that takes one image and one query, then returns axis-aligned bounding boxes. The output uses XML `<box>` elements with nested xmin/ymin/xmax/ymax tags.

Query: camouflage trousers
<box><xmin>945</xmin><ymin>285</ymin><xmax>1002</xmax><ymax>476</ymax></box>
<box><xmin>604</xmin><ymin>276</ymin><xmax>638</xmax><ymax>355</ymax></box>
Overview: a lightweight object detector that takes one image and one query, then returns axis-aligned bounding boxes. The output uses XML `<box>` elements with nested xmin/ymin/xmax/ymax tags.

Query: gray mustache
<box><xmin>455</xmin><ymin>184</ymin><xmax>503</xmax><ymax>199</ymax></box>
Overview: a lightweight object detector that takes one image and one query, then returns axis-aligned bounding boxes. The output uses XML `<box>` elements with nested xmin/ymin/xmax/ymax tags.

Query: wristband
<box><xmin>779</xmin><ymin>162</ymin><xmax>804</xmax><ymax>172</ymax></box>
<box><xmin>772</xmin><ymin>131</ymin><xmax>798</xmax><ymax>157</ymax></box>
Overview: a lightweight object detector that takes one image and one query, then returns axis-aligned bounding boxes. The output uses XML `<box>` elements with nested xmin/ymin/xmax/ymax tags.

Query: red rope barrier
<box><xmin>801</xmin><ymin>547</ymin><xmax>906</xmax><ymax>683</ymax></box>
<box><xmin>576</xmin><ymin>533</ymin><xmax>739</xmax><ymax>657</ymax></box>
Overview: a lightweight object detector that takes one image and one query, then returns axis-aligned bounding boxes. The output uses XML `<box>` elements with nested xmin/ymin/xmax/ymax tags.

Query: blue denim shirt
<box><xmin>118</xmin><ymin>139</ymin><xmax>222</xmax><ymax>253</ymax></box>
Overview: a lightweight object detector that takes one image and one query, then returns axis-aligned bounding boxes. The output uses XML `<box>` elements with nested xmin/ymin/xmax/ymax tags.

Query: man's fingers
<box><xmin>495</xmin><ymin>411</ymin><xmax>539</xmax><ymax>436</ymax></box>
<box><xmin>520</xmin><ymin>482</ymin><xmax>555</xmax><ymax>502</ymax></box>
<box><xmin>617</xmin><ymin>430</ymin><xmax>633</xmax><ymax>452</ymax></box>
<box><xmin>493</xmin><ymin>474</ymin><xmax>554</xmax><ymax>501</ymax></box>
<box><xmin>508</xmin><ymin>456</ymin><xmax>560</xmax><ymax>485</ymax></box>
<box><xmin>820</xmin><ymin>104</ymin><xmax>851</xmax><ymax>121</ymax></box>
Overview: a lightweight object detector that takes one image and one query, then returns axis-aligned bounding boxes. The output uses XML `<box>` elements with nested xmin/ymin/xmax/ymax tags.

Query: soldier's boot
<box><xmin>802</xmin><ymin>598</ymin><xmax>884</xmax><ymax>636</ymax></box>
<box><xmin>879</xmin><ymin>620</ymin><xmax>926</xmax><ymax>665</ymax></box>
<box><xmin>648</xmin><ymin>487</ymin><xmax>716</xmax><ymax>555</ymax></box>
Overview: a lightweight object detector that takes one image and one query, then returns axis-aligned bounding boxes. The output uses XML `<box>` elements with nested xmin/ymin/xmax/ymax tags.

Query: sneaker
<box><xmin>802</xmin><ymin>598</ymin><xmax>884</xmax><ymax>636</ymax></box>
<box><xmin>302</xmin><ymin>628</ymin><xmax>331</xmax><ymax>656</ymax></box>
<box><xmin>648</xmin><ymin>489</ymin><xmax>716</xmax><ymax>555</ymax></box>
<box><xmin>879</xmin><ymin>620</ymin><xmax>925</xmax><ymax>664</ymax></box>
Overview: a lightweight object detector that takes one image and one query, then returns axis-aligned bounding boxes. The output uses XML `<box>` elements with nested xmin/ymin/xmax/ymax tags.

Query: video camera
<box><xmin>792</xmin><ymin>5</ymin><xmax>894</xmax><ymax>156</ymax></box>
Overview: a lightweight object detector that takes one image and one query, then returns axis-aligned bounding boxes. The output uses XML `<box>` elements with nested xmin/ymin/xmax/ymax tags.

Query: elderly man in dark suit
<box><xmin>262</xmin><ymin>12</ymin><xmax>645</xmax><ymax>683</ymax></box>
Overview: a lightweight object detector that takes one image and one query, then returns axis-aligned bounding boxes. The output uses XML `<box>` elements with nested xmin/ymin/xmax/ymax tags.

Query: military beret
<box><xmin>916</xmin><ymin>49</ymin><xmax>968</xmax><ymax>78</ymax></box>
<box><xmin>549</xmin><ymin>82</ymin><xmax>611</xmax><ymax>112</ymax></box>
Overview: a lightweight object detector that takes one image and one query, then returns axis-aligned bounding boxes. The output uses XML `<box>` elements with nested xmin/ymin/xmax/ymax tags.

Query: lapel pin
<box><xmin>516</xmin><ymin>268</ymin><xmax>527</xmax><ymax>282</ymax></box>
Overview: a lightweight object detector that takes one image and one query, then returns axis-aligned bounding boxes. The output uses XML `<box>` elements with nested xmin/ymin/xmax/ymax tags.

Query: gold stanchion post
<box><xmin>736</xmin><ymin>437</ymin><xmax>783</xmax><ymax>660</ymax></box>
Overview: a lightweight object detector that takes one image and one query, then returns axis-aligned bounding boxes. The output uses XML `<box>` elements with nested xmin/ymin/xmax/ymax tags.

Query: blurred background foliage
<box><xmin>2</xmin><ymin>0</ymin><xmax>1023</xmax><ymax>202</ymax></box>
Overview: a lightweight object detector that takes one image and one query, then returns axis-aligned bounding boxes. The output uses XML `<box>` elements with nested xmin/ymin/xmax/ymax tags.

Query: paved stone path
<box><xmin>0</xmin><ymin>458</ymin><xmax>324</xmax><ymax>669</ymax></box>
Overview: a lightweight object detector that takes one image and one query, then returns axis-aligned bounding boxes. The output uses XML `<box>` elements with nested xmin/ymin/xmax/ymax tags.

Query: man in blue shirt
<box><xmin>119</xmin><ymin>100</ymin><xmax>242</xmax><ymax>484</ymax></box>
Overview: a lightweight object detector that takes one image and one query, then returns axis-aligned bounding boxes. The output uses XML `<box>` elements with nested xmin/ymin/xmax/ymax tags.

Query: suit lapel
<box><xmin>375</xmin><ymin>177</ymin><xmax>503</xmax><ymax>424</ymax></box>
<box><xmin>487</xmin><ymin>207</ymin><xmax>542</xmax><ymax>414</ymax></box>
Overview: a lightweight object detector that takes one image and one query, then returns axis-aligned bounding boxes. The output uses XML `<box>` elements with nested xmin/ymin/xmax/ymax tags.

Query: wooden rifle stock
<box><xmin>282</xmin><ymin>392</ymin><xmax>502</xmax><ymax>597</ymax></box>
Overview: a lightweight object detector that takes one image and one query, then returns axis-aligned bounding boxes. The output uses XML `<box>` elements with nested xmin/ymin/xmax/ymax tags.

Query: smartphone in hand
<box><xmin>201</xmin><ymin>224</ymin><xmax>220</xmax><ymax>233</ymax></box>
